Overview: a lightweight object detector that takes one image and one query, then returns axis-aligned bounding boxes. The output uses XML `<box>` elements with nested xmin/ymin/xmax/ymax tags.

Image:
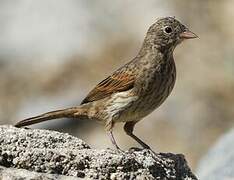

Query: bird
<box><xmin>15</xmin><ymin>17</ymin><xmax>197</xmax><ymax>150</ymax></box>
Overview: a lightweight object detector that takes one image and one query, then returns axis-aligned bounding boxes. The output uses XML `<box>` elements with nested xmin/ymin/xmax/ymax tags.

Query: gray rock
<box><xmin>0</xmin><ymin>165</ymin><xmax>80</xmax><ymax>180</ymax></box>
<box><xmin>0</xmin><ymin>125</ymin><xmax>197</xmax><ymax>180</ymax></box>
<box><xmin>197</xmin><ymin>128</ymin><xmax>234</xmax><ymax>180</ymax></box>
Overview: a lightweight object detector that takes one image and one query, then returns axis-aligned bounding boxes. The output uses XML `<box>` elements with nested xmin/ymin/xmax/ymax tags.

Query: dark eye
<box><xmin>164</xmin><ymin>26</ymin><xmax>172</xmax><ymax>34</ymax></box>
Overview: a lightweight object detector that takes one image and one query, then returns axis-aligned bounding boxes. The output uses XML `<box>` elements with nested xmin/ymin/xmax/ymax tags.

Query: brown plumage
<box><xmin>81</xmin><ymin>69</ymin><xmax>136</xmax><ymax>104</ymax></box>
<box><xmin>15</xmin><ymin>17</ymin><xmax>197</xmax><ymax>150</ymax></box>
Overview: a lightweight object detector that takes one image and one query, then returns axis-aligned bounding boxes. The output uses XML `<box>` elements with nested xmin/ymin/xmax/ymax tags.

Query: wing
<box><xmin>81</xmin><ymin>68</ymin><xmax>136</xmax><ymax>104</ymax></box>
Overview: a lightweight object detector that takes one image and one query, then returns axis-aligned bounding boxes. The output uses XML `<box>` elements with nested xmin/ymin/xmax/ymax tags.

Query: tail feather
<box><xmin>15</xmin><ymin>107</ymin><xmax>87</xmax><ymax>127</ymax></box>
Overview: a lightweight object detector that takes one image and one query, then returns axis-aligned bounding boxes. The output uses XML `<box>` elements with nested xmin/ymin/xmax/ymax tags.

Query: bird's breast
<box><xmin>103</xmin><ymin>58</ymin><xmax>176</xmax><ymax>123</ymax></box>
<box><xmin>131</xmin><ymin>58</ymin><xmax>176</xmax><ymax>118</ymax></box>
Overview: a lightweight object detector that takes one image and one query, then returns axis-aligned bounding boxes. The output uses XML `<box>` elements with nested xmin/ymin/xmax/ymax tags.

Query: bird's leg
<box><xmin>124</xmin><ymin>121</ymin><xmax>151</xmax><ymax>149</ymax></box>
<box><xmin>124</xmin><ymin>122</ymin><xmax>158</xmax><ymax>158</ymax></box>
<box><xmin>107</xmin><ymin>130</ymin><xmax>122</xmax><ymax>151</ymax></box>
<box><xmin>106</xmin><ymin>120</ymin><xmax>122</xmax><ymax>151</ymax></box>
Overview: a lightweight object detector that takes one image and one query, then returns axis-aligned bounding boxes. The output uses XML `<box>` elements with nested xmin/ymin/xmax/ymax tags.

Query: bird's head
<box><xmin>143</xmin><ymin>17</ymin><xmax>197</xmax><ymax>52</ymax></box>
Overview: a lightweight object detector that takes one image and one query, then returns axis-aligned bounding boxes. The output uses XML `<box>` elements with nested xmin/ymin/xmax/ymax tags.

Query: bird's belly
<box><xmin>104</xmin><ymin>69</ymin><xmax>175</xmax><ymax>123</ymax></box>
<box><xmin>111</xmin><ymin>97</ymin><xmax>158</xmax><ymax>123</ymax></box>
<box><xmin>107</xmin><ymin>93</ymin><xmax>163</xmax><ymax>123</ymax></box>
<box><xmin>105</xmin><ymin>90</ymin><xmax>139</xmax><ymax>122</ymax></box>
<box><xmin>114</xmin><ymin>77</ymin><xmax>175</xmax><ymax>122</ymax></box>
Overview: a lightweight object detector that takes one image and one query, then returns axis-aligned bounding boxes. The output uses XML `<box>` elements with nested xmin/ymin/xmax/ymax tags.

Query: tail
<box><xmin>15</xmin><ymin>106</ymin><xmax>88</xmax><ymax>127</ymax></box>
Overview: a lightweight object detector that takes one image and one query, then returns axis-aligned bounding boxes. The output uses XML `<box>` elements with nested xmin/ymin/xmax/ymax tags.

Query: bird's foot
<box><xmin>128</xmin><ymin>147</ymin><xmax>143</xmax><ymax>152</ymax></box>
<box><xmin>107</xmin><ymin>146</ymin><xmax>126</xmax><ymax>154</ymax></box>
<box><xmin>15</xmin><ymin>126</ymin><xmax>31</xmax><ymax>130</ymax></box>
<box><xmin>128</xmin><ymin>146</ymin><xmax>158</xmax><ymax>159</ymax></box>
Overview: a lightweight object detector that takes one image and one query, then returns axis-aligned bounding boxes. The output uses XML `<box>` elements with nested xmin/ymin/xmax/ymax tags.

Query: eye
<box><xmin>164</xmin><ymin>26</ymin><xmax>173</xmax><ymax>34</ymax></box>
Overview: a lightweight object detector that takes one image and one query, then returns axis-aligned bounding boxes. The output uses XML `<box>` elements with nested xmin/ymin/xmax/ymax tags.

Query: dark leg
<box><xmin>124</xmin><ymin>121</ymin><xmax>151</xmax><ymax>149</ymax></box>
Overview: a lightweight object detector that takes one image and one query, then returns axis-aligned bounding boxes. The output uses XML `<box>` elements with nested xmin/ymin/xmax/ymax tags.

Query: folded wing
<box><xmin>81</xmin><ymin>68</ymin><xmax>136</xmax><ymax>104</ymax></box>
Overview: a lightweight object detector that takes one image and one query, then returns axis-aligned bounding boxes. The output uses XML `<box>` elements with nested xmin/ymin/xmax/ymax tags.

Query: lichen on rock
<box><xmin>0</xmin><ymin>125</ymin><xmax>197</xmax><ymax>179</ymax></box>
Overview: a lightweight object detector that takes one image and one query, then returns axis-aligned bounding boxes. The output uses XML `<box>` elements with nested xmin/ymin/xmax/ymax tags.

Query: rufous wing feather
<box><xmin>81</xmin><ymin>70</ymin><xmax>136</xmax><ymax>104</ymax></box>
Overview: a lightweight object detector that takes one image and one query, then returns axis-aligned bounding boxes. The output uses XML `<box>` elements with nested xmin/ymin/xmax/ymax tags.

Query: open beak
<box><xmin>180</xmin><ymin>30</ymin><xmax>198</xmax><ymax>39</ymax></box>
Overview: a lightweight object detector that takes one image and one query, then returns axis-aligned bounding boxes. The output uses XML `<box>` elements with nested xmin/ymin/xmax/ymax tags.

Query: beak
<box><xmin>180</xmin><ymin>30</ymin><xmax>198</xmax><ymax>39</ymax></box>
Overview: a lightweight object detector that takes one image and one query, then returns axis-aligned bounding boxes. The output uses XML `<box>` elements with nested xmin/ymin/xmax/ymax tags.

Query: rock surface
<box><xmin>0</xmin><ymin>165</ymin><xmax>80</xmax><ymax>180</ymax></box>
<box><xmin>0</xmin><ymin>125</ymin><xmax>197</xmax><ymax>179</ymax></box>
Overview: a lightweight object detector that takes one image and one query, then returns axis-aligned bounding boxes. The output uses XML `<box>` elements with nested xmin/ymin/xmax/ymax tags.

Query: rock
<box><xmin>197</xmin><ymin>128</ymin><xmax>234</xmax><ymax>180</ymax></box>
<box><xmin>0</xmin><ymin>125</ymin><xmax>197</xmax><ymax>180</ymax></box>
<box><xmin>0</xmin><ymin>165</ymin><xmax>79</xmax><ymax>180</ymax></box>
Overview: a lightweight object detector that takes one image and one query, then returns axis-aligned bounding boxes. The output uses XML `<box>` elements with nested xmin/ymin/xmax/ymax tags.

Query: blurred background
<box><xmin>0</xmin><ymin>0</ymin><xmax>233</xmax><ymax>171</ymax></box>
